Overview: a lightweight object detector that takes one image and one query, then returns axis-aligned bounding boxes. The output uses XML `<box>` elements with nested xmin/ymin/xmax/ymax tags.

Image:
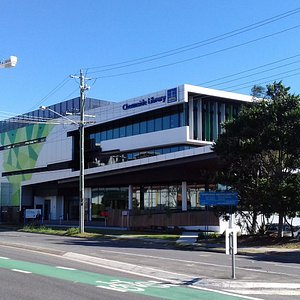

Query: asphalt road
<box><xmin>0</xmin><ymin>228</ymin><xmax>299</xmax><ymax>300</ymax></box>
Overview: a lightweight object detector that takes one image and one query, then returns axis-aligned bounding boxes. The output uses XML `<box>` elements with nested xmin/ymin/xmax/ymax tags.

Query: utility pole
<box><xmin>71</xmin><ymin>69</ymin><xmax>90</xmax><ymax>233</ymax></box>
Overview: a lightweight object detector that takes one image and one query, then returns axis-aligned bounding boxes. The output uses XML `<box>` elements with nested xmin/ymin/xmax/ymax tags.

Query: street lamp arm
<box><xmin>39</xmin><ymin>106</ymin><xmax>79</xmax><ymax>125</ymax></box>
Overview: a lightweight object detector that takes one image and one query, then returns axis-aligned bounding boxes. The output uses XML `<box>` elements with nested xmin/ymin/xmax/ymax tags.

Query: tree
<box><xmin>213</xmin><ymin>82</ymin><xmax>300</xmax><ymax>236</ymax></box>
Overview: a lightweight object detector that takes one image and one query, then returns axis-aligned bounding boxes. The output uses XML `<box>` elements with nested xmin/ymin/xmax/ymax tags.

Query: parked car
<box><xmin>266</xmin><ymin>224</ymin><xmax>300</xmax><ymax>237</ymax></box>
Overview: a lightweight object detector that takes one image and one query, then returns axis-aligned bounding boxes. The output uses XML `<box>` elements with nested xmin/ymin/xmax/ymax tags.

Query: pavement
<box><xmin>176</xmin><ymin>231</ymin><xmax>300</xmax><ymax>263</ymax></box>
<box><xmin>1</xmin><ymin>225</ymin><xmax>299</xmax><ymax>263</ymax></box>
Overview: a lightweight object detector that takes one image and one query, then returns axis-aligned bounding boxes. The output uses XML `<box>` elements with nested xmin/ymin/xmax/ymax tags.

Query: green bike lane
<box><xmin>0</xmin><ymin>256</ymin><xmax>259</xmax><ymax>300</ymax></box>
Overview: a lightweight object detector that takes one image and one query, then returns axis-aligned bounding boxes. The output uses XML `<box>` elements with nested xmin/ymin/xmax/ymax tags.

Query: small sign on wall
<box><xmin>25</xmin><ymin>209</ymin><xmax>41</xmax><ymax>219</ymax></box>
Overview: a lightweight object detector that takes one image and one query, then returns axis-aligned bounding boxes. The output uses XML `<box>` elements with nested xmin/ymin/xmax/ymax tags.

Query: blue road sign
<box><xmin>199</xmin><ymin>192</ymin><xmax>238</xmax><ymax>206</ymax></box>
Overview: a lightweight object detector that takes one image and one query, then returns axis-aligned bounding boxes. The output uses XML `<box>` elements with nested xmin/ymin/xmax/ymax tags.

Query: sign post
<box><xmin>199</xmin><ymin>192</ymin><xmax>238</xmax><ymax>279</ymax></box>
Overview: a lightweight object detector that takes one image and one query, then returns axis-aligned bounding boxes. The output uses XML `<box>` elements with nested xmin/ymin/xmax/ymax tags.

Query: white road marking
<box><xmin>64</xmin><ymin>252</ymin><xmax>264</xmax><ymax>299</ymax></box>
<box><xmin>98</xmin><ymin>249</ymin><xmax>300</xmax><ymax>277</ymax></box>
<box><xmin>56</xmin><ymin>266</ymin><xmax>77</xmax><ymax>270</ymax></box>
<box><xmin>11</xmin><ymin>269</ymin><xmax>32</xmax><ymax>274</ymax></box>
<box><xmin>0</xmin><ymin>256</ymin><xmax>10</xmax><ymax>260</ymax></box>
<box><xmin>191</xmin><ymin>286</ymin><xmax>262</xmax><ymax>300</ymax></box>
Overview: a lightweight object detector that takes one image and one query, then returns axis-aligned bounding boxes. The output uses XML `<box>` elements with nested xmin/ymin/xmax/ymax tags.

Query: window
<box><xmin>147</xmin><ymin>119</ymin><xmax>155</xmax><ymax>132</ymax></box>
<box><xmin>107</xmin><ymin>129</ymin><xmax>113</xmax><ymax>140</ymax></box>
<box><xmin>140</xmin><ymin>120</ymin><xmax>147</xmax><ymax>134</ymax></box>
<box><xmin>113</xmin><ymin>127</ymin><xmax>119</xmax><ymax>139</ymax></box>
<box><xmin>120</xmin><ymin>126</ymin><xmax>126</xmax><ymax>138</ymax></box>
<box><xmin>154</xmin><ymin>117</ymin><xmax>162</xmax><ymax>131</ymax></box>
<box><xmin>132</xmin><ymin>122</ymin><xmax>139</xmax><ymax>135</ymax></box>
<box><xmin>101</xmin><ymin>130</ymin><xmax>107</xmax><ymax>141</ymax></box>
<box><xmin>162</xmin><ymin>115</ymin><xmax>170</xmax><ymax>129</ymax></box>
<box><xmin>170</xmin><ymin>113</ymin><xmax>179</xmax><ymax>128</ymax></box>
<box><xmin>126</xmin><ymin>124</ymin><xmax>133</xmax><ymax>136</ymax></box>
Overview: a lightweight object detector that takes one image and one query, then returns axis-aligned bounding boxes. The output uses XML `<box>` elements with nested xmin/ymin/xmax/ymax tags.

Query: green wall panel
<box><xmin>1</xmin><ymin>123</ymin><xmax>54</xmax><ymax>206</ymax></box>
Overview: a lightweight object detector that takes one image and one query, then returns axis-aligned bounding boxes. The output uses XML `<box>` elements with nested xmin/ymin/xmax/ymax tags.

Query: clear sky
<box><xmin>1</xmin><ymin>0</ymin><xmax>300</xmax><ymax>117</ymax></box>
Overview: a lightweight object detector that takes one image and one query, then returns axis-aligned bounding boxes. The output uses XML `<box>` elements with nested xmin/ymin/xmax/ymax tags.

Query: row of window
<box><xmin>88</xmin><ymin>111</ymin><xmax>185</xmax><ymax>147</ymax></box>
<box><xmin>0</xmin><ymin>98</ymin><xmax>104</xmax><ymax>134</ymax></box>
<box><xmin>87</xmin><ymin>145</ymin><xmax>194</xmax><ymax>168</ymax></box>
<box><xmin>193</xmin><ymin>99</ymin><xmax>241</xmax><ymax>142</ymax></box>
<box><xmin>90</xmin><ymin>184</ymin><xmax>208</xmax><ymax>215</ymax></box>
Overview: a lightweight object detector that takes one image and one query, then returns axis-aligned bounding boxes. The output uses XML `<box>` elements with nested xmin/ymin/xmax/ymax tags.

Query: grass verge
<box><xmin>19</xmin><ymin>225</ymin><xmax>180</xmax><ymax>241</ymax></box>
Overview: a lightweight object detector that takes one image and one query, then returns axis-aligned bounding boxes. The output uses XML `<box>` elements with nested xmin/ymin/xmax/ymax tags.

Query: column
<box><xmin>140</xmin><ymin>186</ymin><xmax>145</xmax><ymax>210</ymax></box>
<box><xmin>128</xmin><ymin>185</ymin><xmax>133</xmax><ymax>210</ymax></box>
<box><xmin>85</xmin><ymin>187</ymin><xmax>92</xmax><ymax>222</ymax></box>
<box><xmin>188</xmin><ymin>95</ymin><xmax>194</xmax><ymax>139</ymax></box>
<box><xmin>182</xmin><ymin>181</ymin><xmax>187</xmax><ymax>211</ymax></box>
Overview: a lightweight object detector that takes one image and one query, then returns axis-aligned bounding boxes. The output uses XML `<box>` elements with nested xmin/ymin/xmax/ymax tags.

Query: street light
<box><xmin>40</xmin><ymin>70</ymin><xmax>90</xmax><ymax>233</ymax></box>
<box><xmin>0</xmin><ymin>56</ymin><xmax>17</xmax><ymax>68</ymax></box>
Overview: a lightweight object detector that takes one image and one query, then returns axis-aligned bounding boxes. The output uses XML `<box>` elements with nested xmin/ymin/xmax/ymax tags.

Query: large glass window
<box><xmin>86</xmin><ymin>104</ymin><xmax>187</xmax><ymax>150</ymax></box>
<box><xmin>107</xmin><ymin>129</ymin><xmax>113</xmax><ymax>139</ymax></box>
<box><xmin>170</xmin><ymin>113</ymin><xmax>179</xmax><ymax>128</ymax></box>
<box><xmin>101</xmin><ymin>130</ymin><xmax>107</xmax><ymax>141</ymax></box>
<box><xmin>154</xmin><ymin>117</ymin><xmax>162</xmax><ymax>131</ymax></box>
<box><xmin>113</xmin><ymin>127</ymin><xmax>119</xmax><ymax>139</ymax></box>
<box><xmin>162</xmin><ymin>115</ymin><xmax>170</xmax><ymax>130</ymax></box>
<box><xmin>126</xmin><ymin>124</ymin><xmax>133</xmax><ymax>136</ymax></box>
<box><xmin>120</xmin><ymin>126</ymin><xmax>126</xmax><ymax>138</ymax></box>
<box><xmin>147</xmin><ymin>119</ymin><xmax>155</xmax><ymax>132</ymax></box>
<box><xmin>140</xmin><ymin>120</ymin><xmax>147</xmax><ymax>134</ymax></box>
<box><xmin>132</xmin><ymin>122</ymin><xmax>139</xmax><ymax>135</ymax></box>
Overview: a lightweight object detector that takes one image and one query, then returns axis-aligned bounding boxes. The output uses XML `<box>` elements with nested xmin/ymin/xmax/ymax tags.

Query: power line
<box><xmin>224</xmin><ymin>69</ymin><xmax>300</xmax><ymax>92</ymax></box>
<box><xmin>206</xmin><ymin>59</ymin><xmax>300</xmax><ymax>88</ymax></box>
<box><xmin>91</xmin><ymin>24</ymin><xmax>300</xmax><ymax>80</ymax></box>
<box><xmin>25</xmin><ymin>77</ymin><xmax>71</xmax><ymax>112</ymax></box>
<box><xmin>198</xmin><ymin>53</ymin><xmax>300</xmax><ymax>86</ymax></box>
<box><xmin>85</xmin><ymin>7</ymin><xmax>300</xmax><ymax>74</ymax></box>
<box><xmin>228</xmin><ymin>71</ymin><xmax>300</xmax><ymax>93</ymax></box>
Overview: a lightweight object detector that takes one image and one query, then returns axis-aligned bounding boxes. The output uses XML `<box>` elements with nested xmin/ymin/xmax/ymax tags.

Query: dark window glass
<box><xmin>162</xmin><ymin>147</ymin><xmax>171</xmax><ymax>154</ymax></box>
<box><xmin>61</xmin><ymin>101</ymin><xmax>67</xmax><ymax>114</ymax></box>
<box><xmin>162</xmin><ymin>115</ymin><xmax>170</xmax><ymax>130</ymax></box>
<box><xmin>147</xmin><ymin>119</ymin><xmax>155</xmax><ymax>132</ymax></box>
<box><xmin>128</xmin><ymin>153</ymin><xmax>134</xmax><ymax>160</ymax></box>
<box><xmin>55</xmin><ymin>103</ymin><xmax>61</xmax><ymax>115</ymax></box>
<box><xmin>133</xmin><ymin>122</ymin><xmax>139</xmax><ymax>135</ymax></box>
<box><xmin>126</xmin><ymin>124</ymin><xmax>133</xmax><ymax>136</ymax></box>
<box><xmin>140</xmin><ymin>120</ymin><xmax>147</xmax><ymax>134</ymax></box>
<box><xmin>170</xmin><ymin>113</ymin><xmax>179</xmax><ymax>128</ymax></box>
<box><xmin>120</xmin><ymin>126</ymin><xmax>126</xmax><ymax>138</ymax></box>
<box><xmin>154</xmin><ymin>117</ymin><xmax>162</xmax><ymax>131</ymax></box>
<box><xmin>156</xmin><ymin>148</ymin><xmax>163</xmax><ymax>155</ymax></box>
<box><xmin>101</xmin><ymin>130</ymin><xmax>107</xmax><ymax>141</ymax></box>
<box><xmin>95</xmin><ymin>133</ymin><xmax>101</xmax><ymax>144</ymax></box>
<box><xmin>107</xmin><ymin>129</ymin><xmax>113</xmax><ymax>140</ymax></box>
<box><xmin>113</xmin><ymin>127</ymin><xmax>119</xmax><ymax>139</ymax></box>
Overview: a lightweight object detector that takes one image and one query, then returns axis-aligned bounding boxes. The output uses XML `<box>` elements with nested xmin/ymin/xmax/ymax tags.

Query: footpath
<box><xmin>176</xmin><ymin>231</ymin><xmax>300</xmax><ymax>263</ymax></box>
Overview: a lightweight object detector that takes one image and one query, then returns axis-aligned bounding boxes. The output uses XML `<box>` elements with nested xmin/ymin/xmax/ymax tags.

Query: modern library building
<box><xmin>0</xmin><ymin>84</ymin><xmax>252</xmax><ymax>229</ymax></box>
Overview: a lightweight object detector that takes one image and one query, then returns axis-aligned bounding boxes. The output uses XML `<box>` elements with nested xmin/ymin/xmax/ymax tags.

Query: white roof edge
<box><xmin>183</xmin><ymin>84</ymin><xmax>253</xmax><ymax>102</ymax></box>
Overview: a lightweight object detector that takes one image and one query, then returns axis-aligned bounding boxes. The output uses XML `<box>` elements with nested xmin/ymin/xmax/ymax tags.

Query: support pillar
<box><xmin>128</xmin><ymin>185</ymin><xmax>133</xmax><ymax>210</ymax></box>
<box><xmin>140</xmin><ymin>186</ymin><xmax>145</xmax><ymax>210</ymax></box>
<box><xmin>182</xmin><ymin>181</ymin><xmax>187</xmax><ymax>211</ymax></box>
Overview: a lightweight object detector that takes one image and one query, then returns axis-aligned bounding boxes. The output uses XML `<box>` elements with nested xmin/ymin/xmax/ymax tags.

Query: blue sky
<box><xmin>1</xmin><ymin>0</ymin><xmax>300</xmax><ymax>116</ymax></box>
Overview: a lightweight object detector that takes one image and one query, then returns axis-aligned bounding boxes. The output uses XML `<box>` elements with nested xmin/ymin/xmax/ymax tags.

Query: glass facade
<box><xmin>135</xmin><ymin>185</ymin><xmax>206</xmax><ymax>210</ymax></box>
<box><xmin>90</xmin><ymin>184</ymin><xmax>207</xmax><ymax>215</ymax></box>
<box><xmin>201</xmin><ymin>98</ymin><xmax>240</xmax><ymax>142</ymax></box>
<box><xmin>87</xmin><ymin>104</ymin><xmax>186</xmax><ymax>149</ymax></box>
<box><xmin>91</xmin><ymin>187</ymin><xmax>128</xmax><ymax>219</ymax></box>
<box><xmin>0</xmin><ymin>97</ymin><xmax>106</xmax><ymax>134</ymax></box>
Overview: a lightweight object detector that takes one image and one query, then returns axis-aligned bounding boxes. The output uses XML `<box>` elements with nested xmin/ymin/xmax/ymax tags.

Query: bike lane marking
<box><xmin>0</xmin><ymin>257</ymin><xmax>260</xmax><ymax>300</ymax></box>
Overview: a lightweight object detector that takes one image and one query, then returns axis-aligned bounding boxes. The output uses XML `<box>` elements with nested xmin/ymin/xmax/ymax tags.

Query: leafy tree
<box><xmin>213</xmin><ymin>82</ymin><xmax>300</xmax><ymax>236</ymax></box>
